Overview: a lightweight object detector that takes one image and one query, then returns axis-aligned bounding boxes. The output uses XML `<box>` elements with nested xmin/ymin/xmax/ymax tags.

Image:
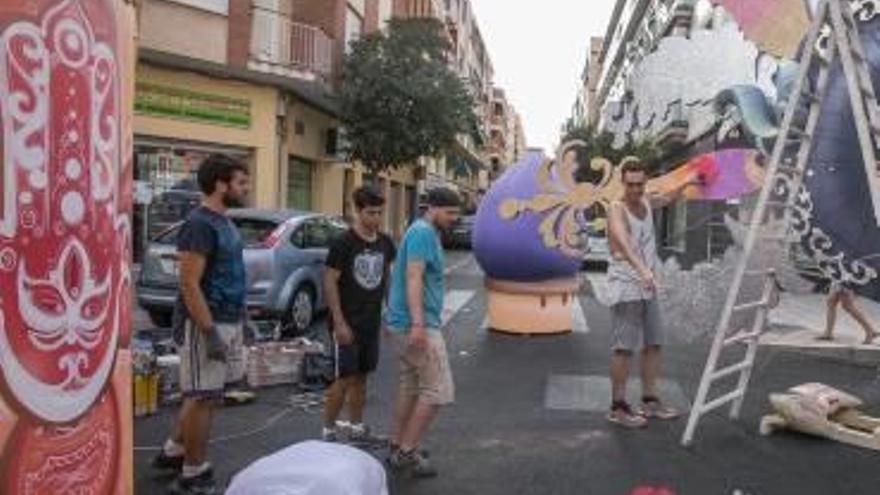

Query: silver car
<box><xmin>136</xmin><ymin>209</ymin><xmax>347</xmax><ymax>335</ymax></box>
<box><xmin>577</xmin><ymin>227</ymin><xmax>610</xmax><ymax>269</ymax></box>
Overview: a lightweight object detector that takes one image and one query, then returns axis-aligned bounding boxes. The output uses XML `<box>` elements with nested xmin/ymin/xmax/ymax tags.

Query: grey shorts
<box><xmin>179</xmin><ymin>320</ymin><xmax>245</xmax><ymax>400</ymax></box>
<box><xmin>610</xmin><ymin>299</ymin><xmax>664</xmax><ymax>352</ymax></box>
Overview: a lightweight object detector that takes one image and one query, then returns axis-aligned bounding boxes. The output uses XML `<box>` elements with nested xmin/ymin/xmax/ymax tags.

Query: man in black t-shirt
<box><xmin>322</xmin><ymin>186</ymin><xmax>396</xmax><ymax>443</ymax></box>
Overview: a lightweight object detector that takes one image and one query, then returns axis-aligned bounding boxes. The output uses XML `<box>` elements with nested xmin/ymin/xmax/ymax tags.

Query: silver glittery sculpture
<box><xmin>655</xmin><ymin>209</ymin><xmax>816</xmax><ymax>343</ymax></box>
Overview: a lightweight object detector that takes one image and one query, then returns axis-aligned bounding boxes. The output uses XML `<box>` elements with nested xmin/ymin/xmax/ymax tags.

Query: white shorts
<box><xmin>179</xmin><ymin>320</ymin><xmax>245</xmax><ymax>399</ymax></box>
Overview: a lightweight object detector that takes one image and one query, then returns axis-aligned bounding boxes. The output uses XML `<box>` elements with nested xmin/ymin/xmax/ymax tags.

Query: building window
<box><xmin>288</xmin><ymin>156</ymin><xmax>314</xmax><ymax>210</ymax></box>
<box><xmin>344</xmin><ymin>6</ymin><xmax>363</xmax><ymax>52</ymax></box>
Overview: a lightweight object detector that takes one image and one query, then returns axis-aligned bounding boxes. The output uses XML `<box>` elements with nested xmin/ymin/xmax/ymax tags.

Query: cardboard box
<box><xmin>245</xmin><ymin>342</ymin><xmax>306</xmax><ymax>388</ymax></box>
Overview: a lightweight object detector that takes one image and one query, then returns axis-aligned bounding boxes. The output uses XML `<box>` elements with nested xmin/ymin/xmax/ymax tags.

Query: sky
<box><xmin>469</xmin><ymin>0</ymin><xmax>617</xmax><ymax>154</ymax></box>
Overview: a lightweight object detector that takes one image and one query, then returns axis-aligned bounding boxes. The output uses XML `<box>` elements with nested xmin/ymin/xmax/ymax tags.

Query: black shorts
<box><xmin>332</xmin><ymin>325</ymin><xmax>380</xmax><ymax>378</ymax></box>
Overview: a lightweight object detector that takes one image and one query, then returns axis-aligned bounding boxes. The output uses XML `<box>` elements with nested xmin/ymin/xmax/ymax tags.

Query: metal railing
<box><xmin>250</xmin><ymin>6</ymin><xmax>334</xmax><ymax>78</ymax></box>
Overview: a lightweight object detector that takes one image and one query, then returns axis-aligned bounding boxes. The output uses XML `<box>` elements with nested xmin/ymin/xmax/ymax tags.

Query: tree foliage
<box><xmin>561</xmin><ymin>123</ymin><xmax>662</xmax><ymax>184</ymax></box>
<box><xmin>340</xmin><ymin>18</ymin><xmax>478</xmax><ymax>172</ymax></box>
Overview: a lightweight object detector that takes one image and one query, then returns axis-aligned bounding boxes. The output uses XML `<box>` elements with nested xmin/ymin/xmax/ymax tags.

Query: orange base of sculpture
<box><xmin>485</xmin><ymin>277</ymin><xmax>581</xmax><ymax>335</ymax></box>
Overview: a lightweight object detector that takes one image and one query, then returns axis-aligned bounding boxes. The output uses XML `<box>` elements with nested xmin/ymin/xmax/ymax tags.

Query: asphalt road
<box><xmin>133</xmin><ymin>251</ymin><xmax>880</xmax><ymax>495</ymax></box>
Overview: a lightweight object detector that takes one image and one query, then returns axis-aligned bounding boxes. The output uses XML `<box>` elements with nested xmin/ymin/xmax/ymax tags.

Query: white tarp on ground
<box><xmin>225</xmin><ymin>441</ymin><xmax>388</xmax><ymax>495</ymax></box>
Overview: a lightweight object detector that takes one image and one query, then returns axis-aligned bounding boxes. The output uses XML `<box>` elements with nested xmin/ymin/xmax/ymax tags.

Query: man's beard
<box><xmin>222</xmin><ymin>193</ymin><xmax>244</xmax><ymax>208</ymax></box>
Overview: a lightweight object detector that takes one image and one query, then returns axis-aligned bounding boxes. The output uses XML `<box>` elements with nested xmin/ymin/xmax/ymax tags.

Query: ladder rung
<box><xmin>787</xmin><ymin>127</ymin><xmax>811</xmax><ymax>139</ymax></box>
<box><xmin>710</xmin><ymin>359</ymin><xmax>754</xmax><ymax>381</ymax></box>
<box><xmin>776</xmin><ymin>165</ymin><xmax>804</xmax><ymax>176</ymax></box>
<box><xmin>786</xmin><ymin>134</ymin><xmax>811</xmax><ymax>144</ymax></box>
<box><xmin>700</xmin><ymin>389</ymin><xmax>746</xmax><ymax>415</ymax></box>
<box><xmin>732</xmin><ymin>299</ymin><xmax>768</xmax><ymax>313</ymax></box>
<box><xmin>759</xmin><ymin>233</ymin><xmax>790</xmax><ymax>243</ymax></box>
<box><xmin>723</xmin><ymin>330</ymin><xmax>762</xmax><ymax>346</ymax></box>
<box><xmin>765</xmin><ymin>200</ymin><xmax>793</xmax><ymax>210</ymax></box>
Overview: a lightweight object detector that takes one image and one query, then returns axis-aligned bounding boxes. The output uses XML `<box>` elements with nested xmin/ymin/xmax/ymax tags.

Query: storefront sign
<box><xmin>135</xmin><ymin>81</ymin><xmax>251</xmax><ymax>128</ymax></box>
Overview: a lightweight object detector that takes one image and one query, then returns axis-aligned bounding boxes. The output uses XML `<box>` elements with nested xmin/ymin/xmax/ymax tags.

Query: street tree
<box><xmin>561</xmin><ymin>123</ymin><xmax>661</xmax><ymax>183</ymax></box>
<box><xmin>340</xmin><ymin>18</ymin><xmax>478</xmax><ymax>175</ymax></box>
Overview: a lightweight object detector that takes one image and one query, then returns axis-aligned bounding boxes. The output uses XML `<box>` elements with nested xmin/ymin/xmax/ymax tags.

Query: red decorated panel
<box><xmin>0</xmin><ymin>0</ymin><xmax>134</xmax><ymax>493</ymax></box>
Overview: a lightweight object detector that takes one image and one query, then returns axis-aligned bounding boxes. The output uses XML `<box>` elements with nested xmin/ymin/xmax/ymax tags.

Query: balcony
<box><xmin>249</xmin><ymin>6</ymin><xmax>334</xmax><ymax>82</ymax></box>
<box><xmin>400</xmin><ymin>0</ymin><xmax>446</xmax><ymax>20</ymax></box>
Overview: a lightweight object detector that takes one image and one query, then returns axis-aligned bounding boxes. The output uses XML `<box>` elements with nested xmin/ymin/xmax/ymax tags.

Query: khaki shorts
<box><xmin>179</xmin><ymin>320</ymin><xmax>245</xmax><ymax>399</ymax></box>
<box><xmin>389</xmin><ymin>329</ymin><xmax>455</xmax><ymax>406</ymax></box>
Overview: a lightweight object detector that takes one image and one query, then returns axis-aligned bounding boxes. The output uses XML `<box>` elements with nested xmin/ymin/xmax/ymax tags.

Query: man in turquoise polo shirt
<box><xmin>386</xmin><ymin>188</ymin><xmax>460</xmax><ymax>479</ymax></box>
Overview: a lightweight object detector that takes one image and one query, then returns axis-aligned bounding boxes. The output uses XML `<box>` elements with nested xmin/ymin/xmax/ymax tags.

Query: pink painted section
<box><xmin>712</xmin><ymin>0</ymin><xmax>809</xmax><ymax>58</ymax></box>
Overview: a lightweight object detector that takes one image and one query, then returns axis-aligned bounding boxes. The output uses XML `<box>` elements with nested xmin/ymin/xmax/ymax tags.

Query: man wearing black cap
<box><xmin>385</xmin><ymin>187</ymin><xmax>460</xmax><ymax>478</ymax></box>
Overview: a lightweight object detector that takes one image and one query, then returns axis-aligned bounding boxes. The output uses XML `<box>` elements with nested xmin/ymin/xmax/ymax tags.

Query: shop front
<box><xmin>132</xmin><ymin>139</ymin><xmax>253</xmax><ymax>260</ymax></box>
<box><xmin>133</xmin><ymin>63</ymin><xmax>281</xmax><ymax>259</ymax></box>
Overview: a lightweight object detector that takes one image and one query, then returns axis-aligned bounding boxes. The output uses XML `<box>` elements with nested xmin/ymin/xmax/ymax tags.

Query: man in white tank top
<box><xmin>605</xmin><ymin>157</ymin><xmax>701</xmax><ymax>428</ymax></box>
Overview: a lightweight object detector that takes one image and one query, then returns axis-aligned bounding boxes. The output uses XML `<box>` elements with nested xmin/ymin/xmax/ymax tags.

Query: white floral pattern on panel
<box><xmin>791</xmin><ymin>184</ymin><xmax>878</xmax><ymax>286</ymax></box>
<box><xmin>0</xmin><ymin>0</ymin><xmax>125</xmax><ymax>423</ymax></box>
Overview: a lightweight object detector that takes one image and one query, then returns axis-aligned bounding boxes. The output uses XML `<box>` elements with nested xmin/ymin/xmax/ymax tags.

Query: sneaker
<box><xmin>348</xmin><ymin>424</ymin><xmax>388</xmax><ymax>446</ymax></box>
<box><xmin>169</xmin><ymin>468</ymin><xmax>219</xmax><ymax>495</ymax></box>
<box><xmin>151</xmin><ymin>451</ymin><xmax>184</xmax><ymax>472</ymax></box>
<box><xmin>389</xmin><ymin>443</ymin><xmax>430</xmax><ymax>458</ymax></box>
<box><xmin>322</xmin><ymin>427</ymin><xmax>339</xmax><ymax>442</ymax></box>
<box><xmin>637</xmin><ymin>397</ymin><xmax>680</xmax><ymax>420</ymax></box>
<box><xmin>607</xmin><ymin>401</ymin><xmax>648</xmax><ymax>429</ymax></box>
<box><xmin>389</xmin><ymin>449</ymin><xmax>438</xmax><ymax>478</ymax></box>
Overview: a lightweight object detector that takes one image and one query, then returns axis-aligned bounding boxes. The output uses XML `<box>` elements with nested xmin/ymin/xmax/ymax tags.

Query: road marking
<box><xmin>545</xmin><ymin>375</ymin><xmax>689</xmax><ymax>412</ymax></box>
<box><xmin>442</xmin><ymin>289</ymin><xmax>477</xmax><ymax>327</ymax></box>
<box><xmin>479</xmin><ymin>297</ymin><xmax>590</xmax><ymax>334</ymax></box>
<box><xmin>572</xmin><ymin>297</ymin><xmax>589</xmax><ymax>333</ymax></box>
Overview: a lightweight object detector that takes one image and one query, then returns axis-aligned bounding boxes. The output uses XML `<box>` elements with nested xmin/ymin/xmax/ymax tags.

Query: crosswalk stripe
<box><xmin>571</xmin><ymin>297</ymin><xmax>589</xmax><ymax>333</ymax></box>
<box><xmin>441</xmin><ymin>289</ymin><xmax>478</xmax><ymax>327</ymax></box>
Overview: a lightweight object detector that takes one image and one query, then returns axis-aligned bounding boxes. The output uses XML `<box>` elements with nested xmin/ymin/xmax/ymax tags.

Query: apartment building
<box><xmin>571</xmin><ymin>36</ymin><xmax>604</xmax><ymax>129</ymax></box>
<box><xmin>134</xmin><ymin>0</ymin><xmax>419</xmax><ymax>248</ymax></box>
<box><xmin>134</xmin><ymin>0</ymin><xmax>514</xmax><ymax>248</ymax></box>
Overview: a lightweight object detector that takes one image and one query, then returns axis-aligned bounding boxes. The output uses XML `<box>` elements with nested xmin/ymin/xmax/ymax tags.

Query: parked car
<box><xmin>579</xmin><ymin>228</ymin><xmax>610</xmax><ymax>269</ymax></box>
<box><xmin>444</xmin><ymin>215</ymin><xmax>475</xmax><ymax>249</ymax></box>
<box><xmin>136</xmin><ymin>209</ymin><xmax>348</xmax><ymax>335</ymax></box>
